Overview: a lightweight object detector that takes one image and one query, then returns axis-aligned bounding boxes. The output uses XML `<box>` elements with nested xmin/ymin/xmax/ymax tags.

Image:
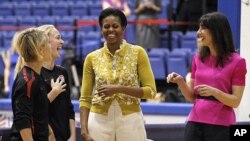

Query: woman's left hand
<box><xmin>194</xmin><ymin>85</ymin><xmax>220</xmax><ymax>97</ymax></box>
<box><xmin>97</xmin><ymin>85</ymin><xmax>118</xmax><ymax>97</ymax></box>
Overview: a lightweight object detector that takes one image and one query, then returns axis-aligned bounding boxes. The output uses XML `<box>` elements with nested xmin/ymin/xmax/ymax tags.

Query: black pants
<box><xmin>184</xmin><ymin>121</ymin><xmax>230</xmax><ymax>141</ymax></box>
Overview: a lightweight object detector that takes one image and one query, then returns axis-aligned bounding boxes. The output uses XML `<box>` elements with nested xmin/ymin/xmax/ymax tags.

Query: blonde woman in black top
<box><xmin>11</xmin><ymin>28</ymin><xmax>51</xmax><ymax>141</ymax></box>
<box><xmin>38</xmin><ymin>24</ymin><xmax>76</xmax><ymax>141</ymax></box>
<box><xmin>11</xmin><ymin>27</ymin><xmax>67</xmax><ymax>141</ymax></box>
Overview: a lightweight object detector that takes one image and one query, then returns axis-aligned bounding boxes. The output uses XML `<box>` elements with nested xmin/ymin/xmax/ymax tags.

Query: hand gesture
<box><xmin>97</xmin><ymin>85</ymin><xmax>117</xmax><ymax>97</ymax></box>
<box><xmin>195</xmin><ymin>85</ymin><xmax>219</xmax><ymax>97</ymax></box>
<box><xmin>166</xmin><ymin>72</ymin><xmax>184</xmax><ymax>84</ymax></box>
<box><xmin>50</xmin><ymin>77</ymin><xmax>67</xmax><ymax>95</ymax></box>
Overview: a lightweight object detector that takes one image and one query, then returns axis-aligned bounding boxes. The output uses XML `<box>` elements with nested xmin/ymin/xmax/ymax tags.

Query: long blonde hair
<box><xmin>13</xmin><ymin>27</ymin><xmax>48</xmax><ymax>77</ymax></box>
<box><xmin>12</xmin><ymin>31</ymin><xmax>23</xmax><ymax>78</ymax></box>
<box><xmin>37</xmin><ymin>24</ymin><xmax>56</xmax><ymax>38</ymax></box>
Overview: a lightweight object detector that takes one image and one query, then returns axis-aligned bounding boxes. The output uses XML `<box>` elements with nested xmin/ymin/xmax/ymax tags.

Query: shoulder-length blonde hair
<box><xmin>13</xmin><ymin>27</ymin><xmax>48</xmax><ymax>77</ymax></box>
<box><xmin>37</xmin><ymin>24</ymin><xmax>57</xmax><ymax>37</ymax></box>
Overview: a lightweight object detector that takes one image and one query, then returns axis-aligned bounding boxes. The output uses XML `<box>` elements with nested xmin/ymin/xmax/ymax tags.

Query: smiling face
<box><xmin>197</xmin><ymin>25</ymin><xmax>213</xmax><ymax>50</ymax></box>
<box><xmin>48</xmin><ymin>28</ymin><xmax>64</xmax><ymax>60</ymax></box>
<box><xmin>101</xmin><ymin>15</ymin><xmax>125</xmax><ymax>46</ymax></box>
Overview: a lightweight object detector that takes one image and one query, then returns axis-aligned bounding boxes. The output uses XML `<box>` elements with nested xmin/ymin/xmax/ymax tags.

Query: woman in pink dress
<box><xmin>167</xmin><ymin>12</ymin><xmax>247</xmax><ymax>141</ymax></box>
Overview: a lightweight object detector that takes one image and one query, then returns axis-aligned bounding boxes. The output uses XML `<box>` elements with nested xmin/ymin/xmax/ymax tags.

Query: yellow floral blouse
<box><xmin>79</xmin><ymin>40</ymin><xmax>157</xmax><ymax>115</ymax></box>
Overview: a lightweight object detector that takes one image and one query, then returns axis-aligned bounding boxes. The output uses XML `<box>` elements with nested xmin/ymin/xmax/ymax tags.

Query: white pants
<box><xmin>88</xmin><ymin>100</ymin><xmax>147</xmax><ymax>141</ymax></box>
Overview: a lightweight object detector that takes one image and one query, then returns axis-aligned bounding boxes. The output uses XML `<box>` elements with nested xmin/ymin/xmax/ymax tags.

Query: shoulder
<box><xmin>41</xmin><ymin>65</ymin><xmax>67</xmax><ymax>75</ymax></box>
<box><xmin>84</xmin><ymin>48</ymin><xmax>104</xmax><ymax>64</ymax></box>
<box><xmin>21</xmin><ymin>67</ymin><xmax>39</xmax><ymax>80</ymax></box>
<box><xmin>126</xmin><ymin>43</ymin><xmax>146</xmax><ymax>53</ymax></box>
<box><xmin>123</xmin><ymin>43</ymin><xmax>148</xmax><ymax>58</ymax></box>
<box><xmin>14</xmin><ymin>71</ymin><xmax>27</xmax><ymax>86</ymax></box>
<box><xmin>55</xmin><ymin>65</ymin><xmax>69</xmax><ymax>76</ymax></box>
<box><xmin>16</xmin><ymin>67</ymin><xmax>41</xmax><ymax>86</ymax></box>
<box><xmin>134</xmin><ymin>45</ymin><xmax>146</xmax><ymax>52</ymax></box>
<box><xmin>229</xmin><ymin>53</ymin><xmax>247</xmax><ymax>77</ymax></box>
<box><xmin>86</xmin><ymin>48</ymin><xmax>100</xmax><ymax>58</ymax></box>
<box><xmin>193</xmin><ymin>52</ymin><xmax>199</xmax><ymax>58</ymax></box>
<box><xmin>229</xmin><ymin>53</ymin><xmax>246</xmax><ymax>64</ymax></box>
<box><xmin>230</xmin><ymin>53</ymin><xmax>246</xmax><ymax>67</ymax></box>
<box><xmin>129</xmin><ymin>45</ymin><xmax>149</xmax><ymax>61</ymax></box>
<box><xmin>231</xmin><ymin>53</ymin><xmax>245</xmax><ymax>60</ymax></box>
<box><xmin>55</xmin><ymin>65</ymin><xmax>67</xmax><ymax>72</ymax></box>
<box><xmin>192</xmin><ymin>52</ymin><xmax>200</xmax><ymax>61</ymax></box>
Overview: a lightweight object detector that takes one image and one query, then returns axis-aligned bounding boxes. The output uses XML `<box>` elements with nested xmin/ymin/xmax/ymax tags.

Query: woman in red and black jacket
<box><xmin>10</xmin><ymin>27</ymin><xmax>51</xmax><ymax>141</ymax></box>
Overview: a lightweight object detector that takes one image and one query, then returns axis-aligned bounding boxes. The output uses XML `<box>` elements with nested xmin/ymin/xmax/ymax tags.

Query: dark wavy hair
<box><xmin>99</xmin><ymin>7</ymin><xmax>127</xmax><ymax>28</ymax></box>
<box><xmin>199</xmin><ymin>12</ymin><xmax>235</xmax><ymax>67</ymax></box>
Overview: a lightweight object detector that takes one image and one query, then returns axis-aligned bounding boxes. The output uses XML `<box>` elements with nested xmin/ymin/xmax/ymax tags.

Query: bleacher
<box><xmin>1</xmin><ymin>97</ymin><xmax>250</xmax><ymax>141</ymax></box>
<box><xmin>0</xmin><ymin>0</ymin><xmax>199</xmax><ymax>100</ymax></box>
<box><xmin>0</xmin><ymin>124</ymin><xmax>187</xmax><ymax>141</ymax></box>
<box><xmin>0</xmin><ymin>98</ymin><xmax>192</xmax><ymax>141</ymax></box>
<box><xmin>2</xmin><ymin>1</ymin><xmax>248</xmax><ymax>141</ymax></box>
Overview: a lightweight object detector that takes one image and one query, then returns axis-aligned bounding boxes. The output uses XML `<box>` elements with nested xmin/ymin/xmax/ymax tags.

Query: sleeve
<box><xmin>137</xmin><ymin>47</ymin><xmax>157</xmax><ymax>99</ymax></box>
<box><xmin>79</xmin><ymin>54</ymin><xmax>95</xmax><ymax>109</ymax></box>
<box><xmin>63</xmin><ymin>69</ymin><xmax>75</xmax><ymax>120</ymax></box>
<box><xmin>232</xmin><ymin>58</ymin><xmax>247</xmax><ymax>85</ymax></box>
<box><xmin>13</xmin><ymin>80</ymin><xmax>33</xmax><ymax>131</ymax></box>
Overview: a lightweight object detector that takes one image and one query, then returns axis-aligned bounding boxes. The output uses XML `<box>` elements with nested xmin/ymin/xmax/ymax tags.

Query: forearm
<box><xmin>48</xmin><ymin>124</ymin><xmax>56</xmax><ymax>141</ymax></box>
<box><xmin>177</xmin><ymin>78</ymin><xmax>195</xmax><ymax>102</ymax></box>
<box><xmin>116</xmin><ymin>85</ymin><xmax>144</xmax><ymax>98</ymax></box>
<box><xmin>212</xmin><ymin>86</ymin><xmax>244</xmax><ymax>108</ymax></box>
<box><xmin>124</xmin><ymin>3</ymin><xmax>131</xmax><ymax>17</ymax></box>
<box><xmin>20</xmin><ymin>128</ymin><xmax>33</xmax><ymax>141</ymax></box>
<box><xmin>79</xmin><ymin>107</ymin><xmax>90</xmax><ymax>136</ymax></box>
<box><xmin>69</xmin><ymin>119</ymin><xmax>76</xmax><ymax>140</ymax></box>
<box><xmin>124</xmin><ymin>10</ymin><xmax>131</xmax><ymax>17</ymax></box>
<box><xmin>134</xmin><ymin>5</ymin><xmax>144</xmax><ymax>14</ymax></box>
<box><xmin>47</xmin><ymin>89</ymin><xmax>59</xmax><ymax>103</ymax></box>
<box><xmin>151</xmin><ymin>4</ymin><xmax>161</xmax><ymax>12</ymax></box>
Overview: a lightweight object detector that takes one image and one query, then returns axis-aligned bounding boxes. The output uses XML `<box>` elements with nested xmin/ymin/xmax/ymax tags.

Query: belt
<box><xmin>196</xmin><ymin>95</ymin><xmax>218</xmax><ymax>102</ymax></box>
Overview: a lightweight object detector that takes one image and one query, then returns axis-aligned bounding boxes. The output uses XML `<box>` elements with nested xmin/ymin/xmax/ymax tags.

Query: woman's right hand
<box><xmin>166</xmin><ymin>72</ymin><xmax>184</xmax><ymax>84</ymax></box>
<box><xmin>47</xmin><ymin>77</ymin><xmax>67</xmax><ymax>102</ymax></box>
<box><xmin>81</xmin><ymin>132</ymin><xmax>94</xmax><ymax>141</ymax></box>
<box><xmin>51</xmin><ymin>77</ymin><xmax>66</xmax><ymax>95</ymax></box>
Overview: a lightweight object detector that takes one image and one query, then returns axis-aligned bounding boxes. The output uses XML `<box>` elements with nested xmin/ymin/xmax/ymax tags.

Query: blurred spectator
<box><xmin>135</xmin><ymin>0</ymin><xmax>161</xmax><ymax>50</ymax></box>
<box><xmin>0</xmin><ymin>114</ymin><xmax>7</xmax><ymax>128</ymax></box>
<box><xmin>0</xmin><ymin>50</ymin><xmax>10</xmax><ymax>98</ymax></box>
<box><xmin>102</xmin><ymin>0</ymin><xmax>131</xmax><ymax>17</ymax></box>
<box><xmin>173</xmin><ymin>0</ymin><xmax>209</xmax><ymax>33</ymax></box>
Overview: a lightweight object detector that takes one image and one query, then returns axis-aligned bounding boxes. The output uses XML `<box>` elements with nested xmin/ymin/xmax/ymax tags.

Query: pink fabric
<box><xmin>103</xmin><ymin>0</ymin><xmax>126</xmax><ymax>10</ymax></box>
<box><xmin>189</xmin><ymin>53</ymin><xmax>247</xmax><ymax>126</ymax></box>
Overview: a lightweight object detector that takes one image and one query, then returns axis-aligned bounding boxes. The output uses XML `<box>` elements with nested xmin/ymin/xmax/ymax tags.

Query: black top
<box><xmin>11</xmin><ymin>66</ymin><xmax>49</xmax><ymax>141</ymax></box>
<box><xmin>41</xmin><ymin>65</ymin><xmax>75</xmax><ymax>141</ymax></box>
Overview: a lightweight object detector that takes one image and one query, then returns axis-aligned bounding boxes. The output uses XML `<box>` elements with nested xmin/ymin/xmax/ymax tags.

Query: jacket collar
<box><xmin>102</xmin><ymin>40</ymin><xmax>128</xmax><ymax>57</ymax></box>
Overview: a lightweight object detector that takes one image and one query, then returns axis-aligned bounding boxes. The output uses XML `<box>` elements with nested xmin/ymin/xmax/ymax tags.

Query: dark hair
<box><xmin>199</xmin><ymin>12</ymin><xmax>235</xmax><ymax>67</ymax></box>
<box><xmin>99</xmin><ymin>7</ymin><xmax>127</xmax><ymax>28</ymax></box>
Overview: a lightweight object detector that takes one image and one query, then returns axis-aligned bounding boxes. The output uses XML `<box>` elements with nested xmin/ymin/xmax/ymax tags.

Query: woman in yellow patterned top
<box><xmin>79</xmin><ymin>7</ymin><xmax>157</xmax><ymax>141</ymax></box>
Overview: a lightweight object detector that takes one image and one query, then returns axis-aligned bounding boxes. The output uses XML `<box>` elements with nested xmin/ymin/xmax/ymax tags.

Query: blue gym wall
<box><xmin>218</xmin><ymin>0</ymin><xmax>241</xmax><ymax>50</ymax></box>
